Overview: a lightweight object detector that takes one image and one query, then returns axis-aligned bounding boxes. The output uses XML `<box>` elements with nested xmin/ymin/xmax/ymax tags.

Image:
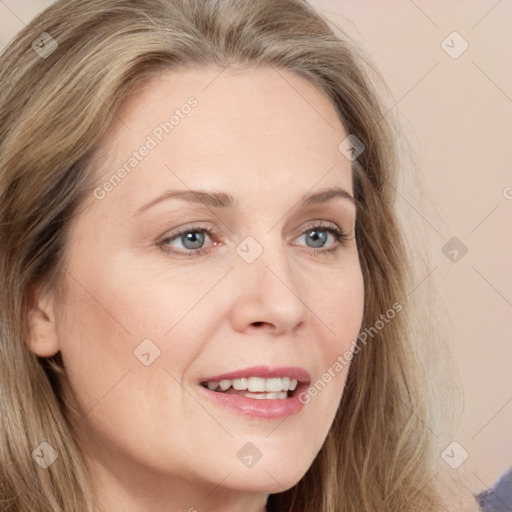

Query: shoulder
<box><xmin>475</xmin><ymin>466</ymin><xmax>512</xmax><ymax>512</ymax></box>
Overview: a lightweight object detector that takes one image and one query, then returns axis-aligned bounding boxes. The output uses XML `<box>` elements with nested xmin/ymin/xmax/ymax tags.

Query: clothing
<box><xmin>476</xmin><ymin>467</ymin><xmax>512</xmax><ymax>512</ymax></box>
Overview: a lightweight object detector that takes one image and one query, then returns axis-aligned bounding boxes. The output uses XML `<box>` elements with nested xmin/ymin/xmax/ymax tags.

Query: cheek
<box><xmin>54</xmin><ymin>275</ymin><xmax>135</xmax><ymax>417</ymax></box>
<box><xmin>310</xmin><ymin>264</ymin><xmax>364</xmax><ymax>399</ymax></box>
<box><xmin>54</xmin><ymin>267</ymin><xmax>209</xmax><ymax>470</ymax></box>
<box><xmin>55</xmin><ymin>257</ymin><xmax>220</xmax><ymax>416</ymax></box>
<box><xmin>318</xmin><ymin>264</ymin><xmax>365</xmax><ymax>349</ymax></box>
<box><xmin>275</xmin><ymin>262</ymin><xmax>362</xmax><ymax>421</ymax></box>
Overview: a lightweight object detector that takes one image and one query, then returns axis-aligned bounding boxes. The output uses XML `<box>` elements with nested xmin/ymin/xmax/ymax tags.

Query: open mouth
<box><xmin>200</xmin><ymin>376</ymin><xmax>299</xmax><ymax>400</ymax></box>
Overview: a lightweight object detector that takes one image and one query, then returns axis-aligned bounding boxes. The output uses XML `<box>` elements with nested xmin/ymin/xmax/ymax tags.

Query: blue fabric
<box><xmin>476</xmin><ymin>467</ymin><xmax>512</xmax><ymax>512</ymax></box>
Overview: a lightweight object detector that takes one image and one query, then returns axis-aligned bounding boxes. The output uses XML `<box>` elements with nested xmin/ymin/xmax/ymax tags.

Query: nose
<box><xmin>229</xmin><ymin>238</ymin><xmax>309</xmax><ymax>336</ymax></box>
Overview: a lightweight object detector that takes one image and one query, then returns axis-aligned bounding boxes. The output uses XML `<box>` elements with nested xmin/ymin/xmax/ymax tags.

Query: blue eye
<box><xmin>160</xmin><ymin>226</ymin><xmax>213</xmax><ymax>256</ymax></box>
<box><xmin>159</xmin><ymin>222</ymin><xmax>348</xmax><ymax>258</ymax></box>
<box><xmin>297</xmin><ymin>227</ymin><xmax>342</xmax><ymax>249</ymax></box>
<box><xmin>175</xmin><ymin>230</ymin><xmax>206</xmax><ymax>250</ymax></box>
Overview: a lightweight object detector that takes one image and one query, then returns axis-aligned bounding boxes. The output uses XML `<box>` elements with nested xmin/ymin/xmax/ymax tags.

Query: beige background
<box><xmin>1</xmin><ymin>0</ymin><xmax>511</xmax><ymax>498</ymax></box>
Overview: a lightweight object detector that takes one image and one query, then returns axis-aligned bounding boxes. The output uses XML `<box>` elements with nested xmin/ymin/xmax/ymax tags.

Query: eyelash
<box><xmin>158</xmin><ymin>221</ymin><xmax>349</xmax><ymax>259</ymax></box>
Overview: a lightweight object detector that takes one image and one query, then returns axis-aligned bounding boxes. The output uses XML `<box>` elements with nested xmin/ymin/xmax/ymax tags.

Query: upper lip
<box><xmin>200</xmin><ymin>365</ymin><xmax>311</xmax><ymax>384</ymax></box>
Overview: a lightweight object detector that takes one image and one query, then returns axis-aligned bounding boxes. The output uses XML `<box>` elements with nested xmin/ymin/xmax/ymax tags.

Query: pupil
<box><xmin>307</xmin><ymin>229</ymin><xmax>327</xmax><ymax>248</ymax></box>
<box><xmin>183</xmin><ymin>231</ymin><xmax>204</xmax><ymax>249</ymax></box>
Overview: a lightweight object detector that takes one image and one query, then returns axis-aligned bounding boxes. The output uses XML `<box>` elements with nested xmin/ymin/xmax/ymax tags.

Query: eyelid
<box><xmin>291</xmin><ymin>220</ymin><xmax>350</xmax><ymax>250</ymax></box>
<box><xmin>159</xmin><ymin>223</ymin><xmax>219</xmax><ymax>246</ymax></box>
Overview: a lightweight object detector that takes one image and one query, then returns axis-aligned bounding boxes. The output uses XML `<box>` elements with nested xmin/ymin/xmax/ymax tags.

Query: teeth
<box><xmin>244</xmin><ymin>391</ymin><xmax>288</xmax><ymax>400</ymax></box>
<box><xmin>265</xmin><ymin>378</ymin><xmax>283</xmax><ymax>392</ymax></box>
<box><xmin>203</xmin><ymin>376</ymin><xmax>300</xmax><ymax>393</ymax></box>
<box><xmin>232</xmin><ymin>378</ymin><xmax>248</xmax><ymax>390</ymax></box>
<box><xmin>219</xmin><ymin>379</ymin><xmax>231</xmax><ymax>391</ymax></box>
<box><xmin>265</xmin><ymin>392</ymin><xmax>288</xmax><ymax>399</ymax></box>
<box><xmin>247</xmin><ymin>377</ymin><xmax>266</xmax><ymax>392</ymax></box>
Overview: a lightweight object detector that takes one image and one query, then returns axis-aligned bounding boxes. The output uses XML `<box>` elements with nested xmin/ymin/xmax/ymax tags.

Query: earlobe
<box><xmin>26</xmin><ymin>284</ymin><xmax>61</xmax><ymax>358</ymax></box>
<box><xmin>28</xmin><ymin>331</ymin><xmax>60</xmax><ymax>358</ymax></box>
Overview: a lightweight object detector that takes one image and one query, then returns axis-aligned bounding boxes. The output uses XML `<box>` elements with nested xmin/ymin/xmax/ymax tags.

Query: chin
<box><xmin>219</xmin><ymin>456</ymin><xmax>312</xmax><ymax>494</ymax></box>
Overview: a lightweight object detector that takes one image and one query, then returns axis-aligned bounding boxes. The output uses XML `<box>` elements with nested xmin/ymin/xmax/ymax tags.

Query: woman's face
<box><xmin>31</xmin><ymin>66</ymin><xmax>364</xmax><ymax>508</ymax></box>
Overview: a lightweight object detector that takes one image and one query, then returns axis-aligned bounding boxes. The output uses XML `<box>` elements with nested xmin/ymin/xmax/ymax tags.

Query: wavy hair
<box><xmin>0</xmin><ymin>0</ymin><xmax>464</xmax><ymax>510</ymax></box>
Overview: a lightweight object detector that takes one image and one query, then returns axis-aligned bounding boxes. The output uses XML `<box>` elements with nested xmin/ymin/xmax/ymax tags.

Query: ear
<box><xmin>26</xmin><ymin>282</ymin><xmax>61</xmax><ymax>357</ymax></box>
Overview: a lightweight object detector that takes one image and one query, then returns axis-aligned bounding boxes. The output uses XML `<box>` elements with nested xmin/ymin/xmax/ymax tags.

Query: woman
<box><xmin>0</xmin><ymin>0</ymin><xmax>477</xmax><ymax>511</ymax></box>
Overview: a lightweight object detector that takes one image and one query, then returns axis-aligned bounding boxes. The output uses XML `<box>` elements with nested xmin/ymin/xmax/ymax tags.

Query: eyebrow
<box><xmin>133</xmin><ymin>186</ymin><xmax>355</xmax><ymax>216</ymax></box>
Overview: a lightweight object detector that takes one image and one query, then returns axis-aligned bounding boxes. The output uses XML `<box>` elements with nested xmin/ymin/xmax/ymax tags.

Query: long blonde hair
<box><xmin>0</xmin><ymin>1</ymin><xmax>462</xmax><ymax>510</ymax></box>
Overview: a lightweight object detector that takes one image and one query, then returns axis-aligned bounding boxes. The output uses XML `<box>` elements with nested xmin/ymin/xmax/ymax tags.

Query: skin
<box><xmin>28</xmin><ymin>66</ymin><xmax>365</xmax><ymax>512</ymax></box>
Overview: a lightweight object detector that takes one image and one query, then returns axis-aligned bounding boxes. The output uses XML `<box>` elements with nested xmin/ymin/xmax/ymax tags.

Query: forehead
<box><xmin>89</xmin><ymin>66</ymin><xmax>352</xmax><ymax>214</ymax></box>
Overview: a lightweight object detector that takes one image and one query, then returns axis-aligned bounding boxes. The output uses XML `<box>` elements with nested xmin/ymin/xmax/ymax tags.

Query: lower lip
<box><xmin>198</xmin><ymin>384</ymin><xmax>308</xmax><ymax>419</ymax></box>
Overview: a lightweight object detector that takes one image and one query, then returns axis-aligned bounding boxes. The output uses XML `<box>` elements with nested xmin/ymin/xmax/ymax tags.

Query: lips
<box><xmin>197</xmin><ymin>366</ymin><xmax>311</xmax><ymax>418</ymax></box>
<box><xmin>199</xmin><ymin>365</ymin><xmax>311</xmax><ymax>385</ymax></box>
